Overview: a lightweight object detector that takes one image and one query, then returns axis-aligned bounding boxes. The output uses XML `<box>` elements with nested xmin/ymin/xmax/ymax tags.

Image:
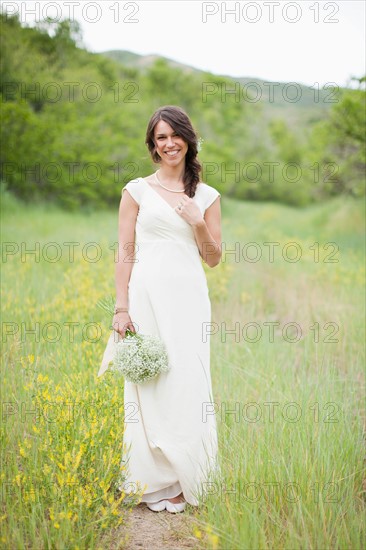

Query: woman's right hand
<box><xmin>112</xmin><ymin>312</ymin><xmax>136</xmax><ymax>339</ymax></box>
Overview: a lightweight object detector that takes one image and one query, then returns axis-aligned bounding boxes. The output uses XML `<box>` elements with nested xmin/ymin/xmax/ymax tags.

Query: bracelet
<box><xmin>114</xmin><ymin>306</ymin><xmax>129</xmax><ymax>314</ymax></box>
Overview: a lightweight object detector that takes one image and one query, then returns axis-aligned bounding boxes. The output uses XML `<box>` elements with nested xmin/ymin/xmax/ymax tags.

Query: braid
<box><xmin>183</xmin><ymin>150</ymin><xmax>201</xmax><ymax>198</ymax></box>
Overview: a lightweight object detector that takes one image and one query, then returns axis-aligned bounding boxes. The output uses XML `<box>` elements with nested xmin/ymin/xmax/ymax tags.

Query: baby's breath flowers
<box><xmin>197</xmin><ymin>137</ymin><xmax>204</xmax><ymax>152</ymax></box>
<box><xmin>97</xmin><ymin>296</ymin><xmax>171</xmax><ymax>384</ymax></box>
<box><xmin>111</xmin><ymin>329</ymin><xmax>170</xmax><ymax>384</ymax></box>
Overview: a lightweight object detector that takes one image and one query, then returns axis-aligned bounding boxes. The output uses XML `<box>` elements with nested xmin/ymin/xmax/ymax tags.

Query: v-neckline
<box><xmin>140</xmin><ymin>177</ymin><xmax>186</xmax><ymax>211</ymax></box>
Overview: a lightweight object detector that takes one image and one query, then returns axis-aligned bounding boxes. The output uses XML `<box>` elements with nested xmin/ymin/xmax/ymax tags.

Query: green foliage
<box><xmin>0</xmin><ymin>13</ymin><xmax>364</xmax><ymax>208</ymax></box>
<box><xmin>304</xmin><ymin>78</ymin><xmax>366</xmax><ymax>199</ymax></box>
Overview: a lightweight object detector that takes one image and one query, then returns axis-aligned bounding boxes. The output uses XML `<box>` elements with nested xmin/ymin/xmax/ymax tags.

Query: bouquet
<box><xmin>111</xmin><ymin>329</ymin><xmax>170</xmax><ymax>384</ymax></box>
<box><xmin>96</xmin><ymin>295</ymin><xmax>170</xmax><ymax>384</ymax></box>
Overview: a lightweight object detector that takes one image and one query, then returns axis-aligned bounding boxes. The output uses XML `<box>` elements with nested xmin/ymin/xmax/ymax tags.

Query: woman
<box><xmin>111</xmin><ymin>105</ymin><xmax>222</xmax><ymax>513</ymax></box>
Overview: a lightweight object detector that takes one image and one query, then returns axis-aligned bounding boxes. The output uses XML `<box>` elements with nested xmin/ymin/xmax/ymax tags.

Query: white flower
<box><xmin>110</xmin><ymin>330</ymin><xmax>170</xmax><ymax>384</ymax></box>
<box><xmin>197</xmin><ymin>137</ymin><xmax>204</xmax><ymax>152</ymax></box>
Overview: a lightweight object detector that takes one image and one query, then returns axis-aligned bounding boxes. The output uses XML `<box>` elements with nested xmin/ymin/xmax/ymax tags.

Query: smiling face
<box><xmin>153</xmin><ymin>120</ymin><xmax>189</xmax><ymax>166</ymax></box>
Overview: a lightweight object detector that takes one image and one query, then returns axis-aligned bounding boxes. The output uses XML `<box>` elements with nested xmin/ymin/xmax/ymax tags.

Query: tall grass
<box><xmin>1</xmin><ymin>186</ymin><xmax>364</xmax><ymax>549</ymax></box>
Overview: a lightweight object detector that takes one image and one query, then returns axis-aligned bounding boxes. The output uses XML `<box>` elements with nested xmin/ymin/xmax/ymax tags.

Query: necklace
<box><xmin>154</xmin><ymin>170</ymin><xmax>185</xmax><ymax>192</ymax></box>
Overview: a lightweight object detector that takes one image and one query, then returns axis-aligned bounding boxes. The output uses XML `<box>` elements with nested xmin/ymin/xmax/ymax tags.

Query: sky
<box><xmin>2</xmin><ymin>0</ymin><xmax>365</xmax><ymax>87</ymax></box>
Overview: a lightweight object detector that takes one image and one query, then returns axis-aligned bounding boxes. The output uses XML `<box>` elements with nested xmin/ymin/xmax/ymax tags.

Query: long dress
<box><xmin>98</xmin><ymin>176</ymin><xmax>221</xmax><ymax>506</ymax></box>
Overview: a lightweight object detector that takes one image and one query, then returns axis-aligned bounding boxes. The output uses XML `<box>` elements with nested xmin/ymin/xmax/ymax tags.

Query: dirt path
<box><xmin>122</xmin><ymin>502</ymin><xmax>199</xmax><ymax>549</ymax></box>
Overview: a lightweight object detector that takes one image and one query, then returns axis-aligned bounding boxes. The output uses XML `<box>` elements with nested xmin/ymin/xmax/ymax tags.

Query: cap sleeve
<box><xmin>205</xmin><ymin>186</ymin><xmax>221</xmax><ymax>211</ymax></box>
<box><xmin>121</xmin><ymin>178</ymin><xmax>143</xmax><ymax>206</ymax></box>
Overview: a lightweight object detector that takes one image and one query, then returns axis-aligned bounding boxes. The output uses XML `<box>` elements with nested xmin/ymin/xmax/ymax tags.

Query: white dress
<box><xmin>98</xmin><ymin>176</ymin><xmax>221</xmax><ymax>506</ymax></box>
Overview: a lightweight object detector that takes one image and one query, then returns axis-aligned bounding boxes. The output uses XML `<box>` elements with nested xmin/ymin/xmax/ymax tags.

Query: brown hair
<box><xmin>145</xmin><ymin>105</ymin><xmax>202</xmax><ymax>198</ymax></box>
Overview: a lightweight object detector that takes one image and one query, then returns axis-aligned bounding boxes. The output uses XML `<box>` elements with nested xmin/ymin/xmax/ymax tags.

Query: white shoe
<box><xmin>146</xmin><ymin>500</ymin><xmax>166</xmax><ymax>512</ymax></box>
<box><xmin>165</xmin><ymin>499</ymin><xmax>186</xmax><ymax>513</ymax></box>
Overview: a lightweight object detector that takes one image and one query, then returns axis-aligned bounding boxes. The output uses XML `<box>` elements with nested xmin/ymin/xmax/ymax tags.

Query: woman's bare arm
<box><xmin>115</xmin><ymin>190</ymin><xmax>139</xmax><ymax>308</ymax></box>
<box><xmin>191</xmin><ymin>197</ymin><xmax>222</xmax><ymax>268</ymax></box>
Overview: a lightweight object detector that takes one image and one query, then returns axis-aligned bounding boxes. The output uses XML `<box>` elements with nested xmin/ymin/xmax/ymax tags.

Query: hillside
<box><xmin>101</xmin><ymin>49</ymin><xmax>335</xmax><ymax>127</ymax></box>
<box><xmin>1</xmin><ymin>14</ymin><xmax>364</xmax><ymax>209</ymax></box>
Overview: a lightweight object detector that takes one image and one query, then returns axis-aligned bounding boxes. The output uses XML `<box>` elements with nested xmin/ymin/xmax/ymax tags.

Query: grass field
<box><xmin>1</xmin><ymin>186</ymin><xmax>365</xmax><ymax>549</ymax></box>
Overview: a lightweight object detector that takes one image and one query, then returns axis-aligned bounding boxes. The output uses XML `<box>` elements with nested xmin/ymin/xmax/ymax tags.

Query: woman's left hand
<box><xmin>175</xmin><ymin>196</ymin><xmax>203</xmax><ymax>226</ymax></box>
